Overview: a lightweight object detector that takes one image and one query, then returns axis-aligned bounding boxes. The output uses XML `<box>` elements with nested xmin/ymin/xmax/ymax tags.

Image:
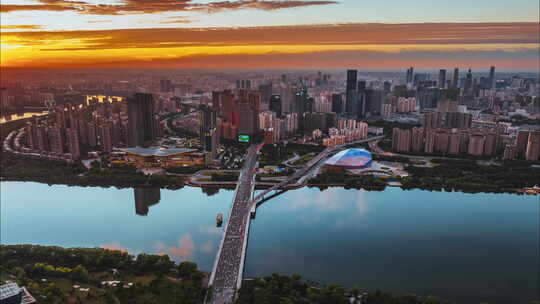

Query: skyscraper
<box><xmin>269</xmin><ymin>95</ymin><xmax>282</xmax><ymax>117</ymax></box>
<box><xmin>364</xmin><ymin>89</ymin><xmax>383</xmax><ymax>116</ymax></box>
<box><xmin>489</xmin><ymin>66</ymin><xmax>496</xmax><ymax>89</ymax></box>
<box><xmin>406</xmin><ymin>67</ymin><xmax>414</xmax><ymax>84</ymax></box>
<box><xmin>258</xmin><ymin>83</ymin><xmax>273</xmax><ymax>109</ymax></box>
<box><xmin>345</xmin><ymin>69</ymin><xmax>358</xmax><ymax>118</ymax></box>
<box><xmin>127</xmin><ymin>93</ymin><xmax>156</xmax><ymax>147</ymax></box>
<box><xmin>237</xmin><ymin>90</ymin><xmax>260</xmax><ymax>136</ymax></box>
<box><xmin>199</xmin><ymin>105</ymin><xmax>218</xmax><ymax>159</ymax></box>
<box><xmin>464</xmin><ymin>69</ymin><xmax>473</xmax><ymax>93</ymax></box>
<box><xmin>452</xmin><ymin>68</ymin><xmax>459</xmax><ymax>88</ymax></box>
<box><xmin>357</xmin><ymin>80</ymin><xmax>367</xmax><ymax>118</ymax></box>
<box><xmin>331</xmin><ymin>94</ymin><xmax>344</xmax><ymax>114</ymax></box>
<box><xmin>438</xmin><ymin>69</ymin><xmax>446</xmax><ymax>89</ymax></box>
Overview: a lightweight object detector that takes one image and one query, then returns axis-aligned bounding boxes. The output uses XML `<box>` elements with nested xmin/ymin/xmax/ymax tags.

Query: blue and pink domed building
<box><xmin>324</xmin><ymin>148</ymin><xmax>373</xmax><ymax>170</ymax></box>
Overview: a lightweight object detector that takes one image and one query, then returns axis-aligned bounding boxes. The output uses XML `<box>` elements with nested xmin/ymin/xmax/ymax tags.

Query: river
<box><xmin>1</xmin><ymin>181</ymin><xmax>537</xmax><ymax>303</ymax></box>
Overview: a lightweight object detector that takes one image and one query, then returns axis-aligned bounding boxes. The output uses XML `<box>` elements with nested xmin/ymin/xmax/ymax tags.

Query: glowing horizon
<box><xmin>1</xmin><ymin>0</ymin><xmax>539</xmax><ymax>69</ymax></box>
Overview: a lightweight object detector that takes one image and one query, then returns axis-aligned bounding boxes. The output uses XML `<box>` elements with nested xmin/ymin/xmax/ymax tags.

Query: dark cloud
<box><xmin>0</xmin><ymin>0</ymin><xmax>338</xmax><ymax>15</ymax></box>
<box><xmin>0</xmin><ymin>4</ymin><xmax>78</xmax><ymax>13</ymax></box>
<box><xmin>194</xmin><ymin>0</ymin><xmax>338</xmax><ymax>13</ymax></box>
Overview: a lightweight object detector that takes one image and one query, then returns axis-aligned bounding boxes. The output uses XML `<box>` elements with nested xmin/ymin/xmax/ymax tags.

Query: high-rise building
<box><xmin>459</xmin><ymin>130</ymin><xmax>470</xmax><ymax>154</ymax></box>
<box><xmin>25</xmin><ymin>122</ymin><xmax>38</xmax><ymax>150</ymax></box>
<box><xmin>357</xmin><ymin>80</ymin><xmax>367</xmax><ymax>118</ymax></box>
<box><xmin>434</xmin><ymin>130</ymin><xmax>450</xmax><ymax>154</ymax></box>
<box><xmin>345</xmin><ymin>70</ymin><xmax>358</xmax><ymax>118</ymax></box>
<box><xmin>468</xmin><ymin>134</ymin><xmax>485</xmax><ymax>157</ymax></box>
<box><xmin>411</xmin><ymin>127</ymin><xmax>424</xmax><ymax>152</ymax></box>
<box><xmin>331</xmin><ymin>94</ymin><xmax>343</xmax><ymax>114</ymax></box>
<box><xmin>489</xmin><ymin>66</ymin><xmax>496</xmax><ymax>89</ymax></box>
<box><xmin>503</xmin><ymin>145</ymin><xmax>518</xmax><ymax>160</ymax></box>
<box><xmin>525</xmin><ymin>131</ymin><xmax>540</xmax><ymax>161</ymax></box>
<box><xmin>392</xmin><ymin>128</ymin><xmax>411</xmax><ymax>152</ymax></box>
<box><xmin>99</xmin><ymin>123</ymin><xmax>113</xmax><ymax>153</ymax></box>
<box><xmin>127</xmin><ymin>93</ymin><xmax>157</xmax><ymax>147</ymax></box>
<box><xmin>47</xmin><ymin>125</ymin><xmax>64</xmax><ymax>154</ymax></box>
<box><xmin>66</xmin><ymin>128</ymin><xmax>81</xmax><ymax>158</ymax></box>
<box><xmin>438</xmin><ymin>69</ymin><xmax>447</xmax><ymax>89</ymax></box>
<box><xmin>160</xmin><ymin>79</ymin><xmax>173</xmax><ymax>93</ymax></box>
<box><xmin>406</xmin><ymin>67</ymin><xmax>414</xmax><ymax>84</ymax></box>
<box><xmin>483</xmin><ymin>132</ymin><xmax>497</xmax><ymax>156</ymax></box>
<box><xmin>452</xmin><ymin>68</ymin><xmax>459</xmax><ymax>88</ymax></box>
<box><xmin>269</xmin><ymin>95</ymin><xmax>282</xmax><ymax>117</ymax></box>
<box><xmin>364</xmin><ymin>89</ymin><xmax>383</xmax><ymax>116</ymax></box>
<box><xmin>258</xmin><ymin>83</ymin><xmax>273</xmax><ymax>110</ymax></box>
<box><xmin>236</xmin><ymin>80</ymin><xmax>251</xmax><ymax>90</ymax></box>
<box><xmin>36</xmin><ymin>125</ymin><xmax>49</xmax><ymax>151</ymax></box>
<box><xmin>464</xmin><ymin>69</ymin><xmax>473</xmax><ymax>93</ymax></box>
<box><xmin>238</xmin><ymin>91</ymin><xmax>260</xmax><ymax>136</ymax></box>
<box><xmin>199</xmin><ymin>105</ymin><xmax>218</xmax><ymax>159</ymax></box>
<box><xmin>87</xmin><ymin>122</ymin><xmax>97</xmax><ymax>148</ymax></box>
<box><xmin>448</xmin><ymin>131</ymin><xmax>460</xmax><ymax>155</ymax></box>
<box><xmin>516</xmin><ymin>130</ymin><xmax>530</xmax><ymax>157</ymax></box>
<box><xmin>424</xmin><ymin>129</ymin><xmax>436</xmax><ymax>153</ymax></box>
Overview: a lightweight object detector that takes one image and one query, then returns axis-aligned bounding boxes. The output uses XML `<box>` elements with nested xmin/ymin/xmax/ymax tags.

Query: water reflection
<box><xmin>134</xmin><ymin>187</ymin><xmax>161</xmax><ymax>216</ymax></box>
<box><xmin>246</xmin><ymin>187</ymin><xmax>539</xmax><ymax>304</ymax></box>
<box><xmin>201</xmin><ymin>187</ymin><xmax>220</xmax><ymax>196</ymax></box>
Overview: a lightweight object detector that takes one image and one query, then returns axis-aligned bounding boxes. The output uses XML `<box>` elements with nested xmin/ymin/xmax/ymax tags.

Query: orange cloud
<box><xmin>0</xmin><ymin>25</ymin><xmax>44</xmax><ymax>30</ymax></box>
<box><xmin>101</xmin><ymin>242</ymin><xmax>128</xmax><ymax>253</ymax></box>
<box><xmin>153</xmin><ymin>235</ymin><xmax>195</xmax><ymax>260</ymax></box>
<box><xmin>158</xmin><ymin>16</ymin><xmax>193</xmax><ymax>24</ymax></box>
<box><xmin>1</xmin><ymin>23</ymin><xmax>538</xmax><ymax>69</ymax></box>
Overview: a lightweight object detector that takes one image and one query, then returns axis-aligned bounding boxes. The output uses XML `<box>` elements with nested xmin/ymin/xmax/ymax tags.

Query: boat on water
<box><xmin>216</xmin><ymin>213</ymin><xmax>223</xmax><ymax>227</ymax></box>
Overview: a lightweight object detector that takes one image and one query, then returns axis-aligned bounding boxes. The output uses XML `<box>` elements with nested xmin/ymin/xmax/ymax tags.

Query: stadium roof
<box><xmin>325</xmin><ymin>148</ymin><xmax>372</xmax><ymax>169</ymax></box>
<box><xmin>118</xmin><ymin>147</ymin><xmax>197</xmax><ymax>157</ymax></box>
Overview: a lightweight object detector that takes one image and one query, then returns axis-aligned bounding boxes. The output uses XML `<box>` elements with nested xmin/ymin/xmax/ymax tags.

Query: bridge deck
<box><xmin>208</xmin><ymin>145</ymin><xmax>259</xmax><ymax>304</ymax></box>
<box><xmin>207</xmin><ymin>136</ymin><xmax>384</xmax><ymax>303</ymax></box>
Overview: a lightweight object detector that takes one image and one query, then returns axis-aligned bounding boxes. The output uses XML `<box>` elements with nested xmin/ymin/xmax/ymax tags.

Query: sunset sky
<box><xmin>1</xmin><ymin>0</ymin><xmax>539</xmax><ymax>69</ymax></box>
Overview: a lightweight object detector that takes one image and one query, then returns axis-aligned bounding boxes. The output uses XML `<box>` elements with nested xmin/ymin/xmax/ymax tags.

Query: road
<box><xmin>252</xmin><ymin>135</ymin><xmax>386</xmax><ymax>204</ymax></box>
<box><xmin>208</xmin><ymin>144</ymin><xmax>260</xmax><ymax>304</ymax></box>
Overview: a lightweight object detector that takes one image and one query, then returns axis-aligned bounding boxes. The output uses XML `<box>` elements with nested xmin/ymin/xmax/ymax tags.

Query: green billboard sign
<box><xmin>238</xmin><ymin>135</ymin><xmax>250</xmax><ymax>143</ymax></box>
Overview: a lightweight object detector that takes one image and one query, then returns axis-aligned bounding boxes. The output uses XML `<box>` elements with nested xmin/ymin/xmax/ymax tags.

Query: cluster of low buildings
<box><xmin>0</xmin><ymin>282</ymin><xmax>36</xmax><ymax>304</ymax></box>
<box><xmin>109</xmin><ymin>146</ymin><xmax>205</xmax><ymax>168</ymax></box>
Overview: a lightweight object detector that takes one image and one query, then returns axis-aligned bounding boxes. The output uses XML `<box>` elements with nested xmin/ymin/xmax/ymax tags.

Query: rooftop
<box><xmin>0</xmin><ymin>282</ymin><xmax>20</xmax><ymax>300</ymax></box>
<box><xmin>118</xmin><ymin>146</ymin><xmax>197</xmax><ymax>157</ymax></box>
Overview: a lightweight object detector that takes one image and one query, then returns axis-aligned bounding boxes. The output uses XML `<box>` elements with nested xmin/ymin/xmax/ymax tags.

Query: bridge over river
<box><xmin>207</xmin><ymin>135</ymin><xmax>385</xmax><ymax>303</ymax></box>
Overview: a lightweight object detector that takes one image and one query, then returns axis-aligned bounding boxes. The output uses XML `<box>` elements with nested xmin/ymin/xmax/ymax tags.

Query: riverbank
<box><xmin>2</xmin><ymin>149</ymin><xmax>538</xmax><ymax>194</ymax></box>
<box><xmin>1</xmin><ymin>244</ymin><xmax>461</xmax><ymax>304</ymax></box>
<box><xmin>0</xmin><ymin>152</ymin><xmax>186</xmax><ymax>190</ymax></box>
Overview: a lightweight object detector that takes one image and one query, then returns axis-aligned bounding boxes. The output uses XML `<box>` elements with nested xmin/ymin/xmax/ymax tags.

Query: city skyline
<box><xmin>1</xmin><ymin>0</ymin><xmax>539</xmax><ymax>69</ymax></box>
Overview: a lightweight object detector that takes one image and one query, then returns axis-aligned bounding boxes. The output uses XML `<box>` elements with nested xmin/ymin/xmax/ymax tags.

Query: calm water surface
<box><xmin>1</xmin><ymin>182</ymin><xmax>538</xmax><ymax>303</ymax></box>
